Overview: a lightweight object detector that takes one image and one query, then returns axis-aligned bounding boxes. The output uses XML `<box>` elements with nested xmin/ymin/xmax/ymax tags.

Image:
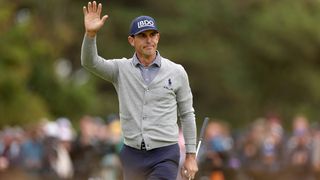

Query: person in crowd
<box><xmin>281</xmin><ymin>115</ymin><xmax>313</xmax><ymax>180</ymax></box>
<box><xmin>41</xmin><ymin>119</ymin><xmax>74</xmax><ymax>179</ymax></box>
<box><xmin>71</xmin><ymin>115</ymin><xmax>102</xmax><ymax>180</ymax></box>
<box><xmin>20</xmin><ymin>125</ymin><xmax>44</xmax><ymax>177</ymax></box>
<box><xmin>311</xmin><ymin>123</ymin><xmax>320</xmax><ymax>179</ymax></box>
<box><xmin>196</xmin><ymin>120</ymin><xmax>233</xmax><ymax>180</ymax></box>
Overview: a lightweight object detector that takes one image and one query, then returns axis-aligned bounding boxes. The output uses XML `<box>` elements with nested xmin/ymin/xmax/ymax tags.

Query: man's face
<box><xmin>128</xmin><ymin>30</ymin><xmax>160</xmax><ymax>58</ymax></box>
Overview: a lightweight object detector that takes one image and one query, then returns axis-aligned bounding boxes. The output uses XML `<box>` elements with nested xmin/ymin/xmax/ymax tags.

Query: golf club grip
<box><xmin>199</xmin><ymin>117</ymin><xmax>209</xmax><ymax>141</ymax></box>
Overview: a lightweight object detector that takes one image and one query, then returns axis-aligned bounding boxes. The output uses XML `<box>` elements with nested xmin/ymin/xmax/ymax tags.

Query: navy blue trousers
<box><xmin>119</xmin><ymin>144</ymin><xmax>180</xmax><ymax>180</ymax></box>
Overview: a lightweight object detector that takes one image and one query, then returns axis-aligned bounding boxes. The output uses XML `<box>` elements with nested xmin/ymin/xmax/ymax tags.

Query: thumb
<box><xmin>101</xmin><ymin>15</ymin><xmax>109</xmax><ymax>24</ymax></box>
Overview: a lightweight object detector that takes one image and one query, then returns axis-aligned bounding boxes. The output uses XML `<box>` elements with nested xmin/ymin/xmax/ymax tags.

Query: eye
<box><xmin>141</xmin><ymin>33</ymin><xmax>148</xmax><ymax>38</ymax></box>
<box><xmin>136</xmin><ymin>33</ymin><xmax>146</xmax><ymax>38</ymax></box>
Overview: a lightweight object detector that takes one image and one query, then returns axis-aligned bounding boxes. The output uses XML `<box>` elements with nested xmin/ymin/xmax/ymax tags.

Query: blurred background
<box><xmin>1</xmin><ymin>0</ymin><xmax>320</xmax><ymax>179</ymax></box>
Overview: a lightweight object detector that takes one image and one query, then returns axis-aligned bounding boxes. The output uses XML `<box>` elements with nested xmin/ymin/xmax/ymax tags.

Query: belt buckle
<box><xmin>141</xmin><ymin>140</ymin><xmax>146</xmax><ymax>150</ymax></box>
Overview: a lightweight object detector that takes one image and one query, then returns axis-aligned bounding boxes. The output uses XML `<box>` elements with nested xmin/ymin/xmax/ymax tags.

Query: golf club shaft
<box><xmin>188</xmin><ymin>117</ymin><xmax>209</xmax><ymax>180</ymax></box>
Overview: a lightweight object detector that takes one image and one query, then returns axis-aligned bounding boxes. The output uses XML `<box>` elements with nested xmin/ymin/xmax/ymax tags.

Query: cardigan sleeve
<box><xmin>81</xmin><ymin>34</ymin><xmax>119</xmax><ymax>83</ymax></box>
<box><xmin>176</xmin><ymin>65</ymin><xmax>197</xmax><ymax>153</ymax></box>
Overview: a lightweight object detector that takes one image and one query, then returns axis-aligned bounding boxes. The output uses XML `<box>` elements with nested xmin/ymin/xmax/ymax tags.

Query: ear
<box><xmin>128</xmin><ymin>36</ymin><xmax>134</xmax><ymax>47</ymax></box>
<box><xmin>156</xmin><ymin>33</ymin><xmax>160</xmax><ymax>43</ymax></box>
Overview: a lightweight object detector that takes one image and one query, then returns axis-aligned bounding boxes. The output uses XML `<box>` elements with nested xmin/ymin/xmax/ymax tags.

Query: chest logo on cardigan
<box><xmin>163</xmin><ymin>78</ymin><xmax>173</xmax><ymax>90</ymax></box>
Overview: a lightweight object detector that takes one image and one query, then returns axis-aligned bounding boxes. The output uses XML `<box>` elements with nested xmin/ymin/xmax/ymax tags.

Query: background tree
<box><xmin>1</xmin><ymin>0</ymin><xmax>320</xmax><ymax>128</ymax></box>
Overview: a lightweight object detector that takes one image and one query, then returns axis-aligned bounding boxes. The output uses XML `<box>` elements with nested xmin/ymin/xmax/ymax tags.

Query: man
<box><xmin>81</xmin><ymin>1</ymin><xmax>198</xmax><ymax>179</ymax></box>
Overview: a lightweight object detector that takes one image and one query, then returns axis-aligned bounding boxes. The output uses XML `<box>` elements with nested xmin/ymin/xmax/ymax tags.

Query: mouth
<box><xmin>144</xmin><ymin>45</ymin><xmax>154</xmax><ymax>49</ymax></box>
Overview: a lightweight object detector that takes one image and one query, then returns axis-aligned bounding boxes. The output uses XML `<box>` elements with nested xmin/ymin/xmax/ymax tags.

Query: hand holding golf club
<box><xmin>182</xmin><ymin>153</ymin><xmax>197</xmax><ymax>179</ymax></box>
<box><xmin>182</xmin><ymin>117</ymin><xmax>209</xmax><ymax>179</ymax></box>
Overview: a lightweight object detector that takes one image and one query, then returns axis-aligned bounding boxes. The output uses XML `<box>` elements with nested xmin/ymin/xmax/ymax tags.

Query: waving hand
<box><xmin>83</xmin><ymin>1</ymin><xmax>109</xmax><ymax>37</ymax></box>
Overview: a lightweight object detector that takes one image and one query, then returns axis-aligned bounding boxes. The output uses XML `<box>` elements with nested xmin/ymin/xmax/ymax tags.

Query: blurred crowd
<box><xmin>0</xmin><ymin>114</ymin><xmax>123</xmax><ymax>180</ymax></box>
<box><xmin>1</xmin><ymin>114</ymin><xmax>320</xmax><ymax>180</ymax></box>
<box><xmin>195</xmin><ymin>115</ymin><xmax>320</xmax><ymax>180</ymax></box>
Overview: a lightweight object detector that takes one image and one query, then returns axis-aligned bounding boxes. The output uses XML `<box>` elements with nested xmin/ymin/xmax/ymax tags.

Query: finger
<box><xmin>183</xmin><ymin>169</ymin><xmax>189</xmax><ymax>178</ymax></box>
<box><xmin>183</xmin><ymin>169</ymin><xmax>195</xmax><ymax>179</ymax></box>
<box><xmin>97</xmin><ymin>3</ymin><xmax>102</xmax><ymax>15</ymax></box>
<box><xmin>190</xmin><ymin>172</ymin><xmax>196</xmax><ymax>179</ymax></box>
<box><xmin>88</xmin><ymin>1</ymin><xmax>92</xmax><ymax>13</ymax></box>
<box><xmin>101</xmin><ymin>15</ymin><xmax>109</xmax><ymax>24</ymax></box>
<box><xmin>83</xmin><ymin>6</ymin><xmax>88</xmax><ymax>15</ymax></box>
<box><xmin>180</xmin><ymin>167</ymin><xmax>184</xmax><ymax>177</ymax></box>
<box><xmin>92</xmin><ymin>1</ymin><xmax>97</xmax><ymax>12</ymax></box>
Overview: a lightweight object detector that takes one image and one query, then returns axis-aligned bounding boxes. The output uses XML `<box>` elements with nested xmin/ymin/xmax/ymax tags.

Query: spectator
<box><xmin>283</xmin><ymin>115</ymin><xmax>313</xmax><ymax>180</ymax></box>
<box><xmin>20</xmin><ymin>125</ymin><xmax>44</xmax><ymax>176</ymax></box>
<box><xmin>197</xmin><ymin>120</ymin><xmax>233</xmax><ymax>180</ymax></box>
<box><xmin>71</xmin><ymin>115</ymin><xmax>103</xmax><ymax>180</ymax></box>
<box><xmin>312</xmin><ymin>123</ymin><xmax>320</xmax><ymax>179</ymax></box>
<box><xmin>41</xmin><ymin>120</ymin><xmax>74</xmax><ymax>179</ymax></box>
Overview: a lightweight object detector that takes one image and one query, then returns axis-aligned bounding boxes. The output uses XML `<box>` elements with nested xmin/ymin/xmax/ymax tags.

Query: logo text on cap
<box><xmin>137</xmin><ymin>20</ymin><xmax>154</xmax><ymax>29</ymax></box>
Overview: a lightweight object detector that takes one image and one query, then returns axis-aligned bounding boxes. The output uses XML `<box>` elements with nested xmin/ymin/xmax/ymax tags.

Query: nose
<box><xmin>146</xmin><ymin>37</ymin><xmax>151</xmax><ymax>43</ymax></box>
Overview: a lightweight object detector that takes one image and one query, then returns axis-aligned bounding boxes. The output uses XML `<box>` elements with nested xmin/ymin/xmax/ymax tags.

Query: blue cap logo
<box><xmin>130</xmin><ymin>16</ymin><xmax>159</xmax><ymax>36</ymax></box>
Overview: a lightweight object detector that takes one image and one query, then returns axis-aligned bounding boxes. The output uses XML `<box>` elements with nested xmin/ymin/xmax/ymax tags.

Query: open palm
<box><xmin>83</xmin><ymin>1</ymin><xmax>108</xmax><ymax>37</ymax></box>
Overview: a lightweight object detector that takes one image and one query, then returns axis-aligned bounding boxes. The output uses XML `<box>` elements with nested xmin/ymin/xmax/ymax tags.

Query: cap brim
<box><xmin>132</xmin><ymin>27</ymin><xmax>159</xmax><ymax>36</ymax></box>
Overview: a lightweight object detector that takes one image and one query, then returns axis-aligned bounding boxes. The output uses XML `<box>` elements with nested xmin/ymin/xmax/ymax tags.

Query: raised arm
<box><xmin>81</xmin><ymin>1</ymin><xmax>118</xmax><ymax>82</ymax></box>
<box><xmin>83</xmin><ymin>1</ymin><xmax>109</xmax><ymax>38</ymax></box>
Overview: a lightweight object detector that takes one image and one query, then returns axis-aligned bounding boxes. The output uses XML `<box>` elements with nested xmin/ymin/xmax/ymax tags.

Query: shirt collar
<box><xmin>132</xmin><ymin>51</ymin><xmax>161</xmax><ymax>67</ymax></box>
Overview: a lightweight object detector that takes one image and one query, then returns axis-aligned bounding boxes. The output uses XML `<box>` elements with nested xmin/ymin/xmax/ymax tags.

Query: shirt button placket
<box><xmin>141</xmin><ymin>87</ymin><xmax>149</xmax><ymax>143</ymax></box>
<box><xmin>144</xmin><ymin>88</ymin><xmax>149</xmax><ymax>105</ymax></box>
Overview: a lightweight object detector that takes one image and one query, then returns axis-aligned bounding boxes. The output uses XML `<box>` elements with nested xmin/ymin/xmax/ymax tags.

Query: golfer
<box><xmin>81</xmin><ymin>1</ymin><xmax>198</xmax><ymax>179</ymax></box>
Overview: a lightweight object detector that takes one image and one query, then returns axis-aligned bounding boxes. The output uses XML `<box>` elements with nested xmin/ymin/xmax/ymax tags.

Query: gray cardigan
<box><xmin>81</xmin><ymin>35</ymin><xmax>197</xmax><ymax>153</ymax></box>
